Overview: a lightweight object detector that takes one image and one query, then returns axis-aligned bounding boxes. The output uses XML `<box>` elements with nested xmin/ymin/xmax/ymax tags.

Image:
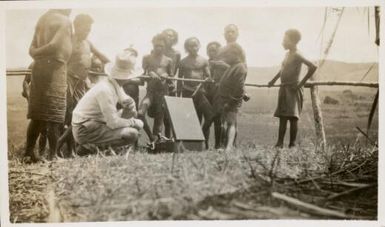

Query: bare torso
<box><xmin>280</xmin><ymin>51</ymin><xmax>302</xmax><ymax>85</ymax></box>
<box><xmin>67</xmin><ymin>38</ymin><xmax>92</xmax><ymax>80</ymax></box>
<box><xmin>164</xmin><ymin>48</ymin><xmax>180</xmax><ymax>76</ymax></box>
<box><xmin>179</xmin><ymin>55</ymin><xmax>209</xmax><ymax>90</ymax></box>
<box><xmin>32</xmin><ymin>10</ymin><xmax>72</xmax><ymax>62</ymax></box>
<box><xmin>143</xmin><ymin>54</ymin><xmax>172</xmax><ymax>93</ymax></box>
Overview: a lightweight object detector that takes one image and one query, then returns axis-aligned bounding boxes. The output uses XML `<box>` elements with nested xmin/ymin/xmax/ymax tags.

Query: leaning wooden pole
<box><xmin>309</xmin><ymin>76</ymin><xmax>327</xmax><ymax>150</ymax></box>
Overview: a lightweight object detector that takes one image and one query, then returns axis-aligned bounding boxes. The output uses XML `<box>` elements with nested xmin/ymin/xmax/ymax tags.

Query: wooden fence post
<box><xmin>309</xmin><ymin>77</ymin><xmax>327</xmax><ymax>150</ymax></box>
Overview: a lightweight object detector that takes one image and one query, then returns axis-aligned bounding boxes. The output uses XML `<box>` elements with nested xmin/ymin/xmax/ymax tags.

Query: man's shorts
<box><xmin>72</xmin><ymin>120</ymin><xmax>133</xmax><ymax>146</ymax></box>
<box><xmin>214</xmin><ymin>95</ymin><xmax>240</xmax><ymax>113</ymax></box>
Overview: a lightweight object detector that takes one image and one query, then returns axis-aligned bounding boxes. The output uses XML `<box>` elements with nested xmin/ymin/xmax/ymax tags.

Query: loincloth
<box><xmin>214</xmin><ymin>95</ymin><xmax>241</xmax><ymax>115</ymax></box>
<box><xmin>144</xmin><ymin>90</ymin><xmax>165</xmax><ymax>118</ymax></box>
<box><xmin>274</xmin><ymin>85</ymin><xmax>304</xmax><ymax>119</ymax></box>
<box><xmin>65</xmin><ymin>74</ymin><xmax>89</xmax><ymax>125</ymax></box>
<box><xmin>28</xmin><ymin>58</ymin><xmax>67</xmax><ymax>123</ymax></box>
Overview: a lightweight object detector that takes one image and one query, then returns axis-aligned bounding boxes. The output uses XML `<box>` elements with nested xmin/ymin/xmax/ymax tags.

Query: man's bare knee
<box><xmin>121</xmin><ymin>128</ymin><xmax>139</xmax><ymax>141</ymax></box>
<box><xmin>224</xmin><ymin>112</ymin><xmax>237</xmax><ymax>125</ymax></box>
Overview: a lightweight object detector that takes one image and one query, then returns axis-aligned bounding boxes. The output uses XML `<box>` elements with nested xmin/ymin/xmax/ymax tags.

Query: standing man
<box><xmin>138</xmin><ymin>34</ymin><xmax>173</xmax><ymax>146</ymax></box>
<box><xmin>57</xmin><ymin>14</ymin><xmax>110</xmax><ymax>156</ymax></box>
<box><xmin>223</xmin><ymin>24</ymin><xmax>247</xmax><ymax>64</ymax></box>
<box><xmin>161</xmin><ymin>28</ymin><xmax>181</xmax><ymax>95</ymax></box>
<box><xmin>161</xmin><ymin>29</ymin><xmax>181</xmax><ymax>77</ymax></box>
<box><xmin>25</xmin><ymin>9</ymin><xmax>73</xmax><ymax>162</ymax></box>
<box><xmin>22</xmin><ymin>62</ymin><xmax>48</xmax><ymax>156</ymax></box>
<box><xmin>161</xmin><ymin>28</ymin><xmax>181</xmax><ymax>138</ymax></box>
<box><xmin>66</xmin><ymin>14</ymin><xmax>109</xmax><ymax>120</ymax></box>
<box><xmin>178</xmin><ymin>37</ymin><xmax>214</xmax><ymax>126</ymax></box>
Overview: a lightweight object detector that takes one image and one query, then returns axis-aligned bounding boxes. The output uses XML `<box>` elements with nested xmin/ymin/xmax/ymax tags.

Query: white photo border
<box><xmin>0</xmin><ymin>0</ymin><xmax>384</xmax><ymax>227</ymax></box>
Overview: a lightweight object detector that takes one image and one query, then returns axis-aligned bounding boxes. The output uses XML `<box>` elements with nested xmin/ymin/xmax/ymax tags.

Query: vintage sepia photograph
<box><xmin>1</xmin><ymin>0</ymin><xmax>382</xmax><ymax>225</ymax></box>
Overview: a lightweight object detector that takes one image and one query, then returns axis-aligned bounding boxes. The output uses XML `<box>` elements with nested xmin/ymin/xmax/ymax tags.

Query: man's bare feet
<box><xmin>275</xmin><ymin>143</ymin><xmax>284</xmax><ymax>149</ymax></box>
<box><xmin>22</xmin><ymin>154</ymin><xmax>41</xmax><ymax>164</ymax></box>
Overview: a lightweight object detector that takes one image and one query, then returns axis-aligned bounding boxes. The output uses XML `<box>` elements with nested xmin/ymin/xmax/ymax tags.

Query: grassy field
<box><xmin>6</xmin><ymin>77</ymin><xmax>379</xmax><ymax>150</ymax></box>
<box><xmin>6</xmin><ymin>76</ymin><xmax>378</xmax><ymax>222</ymax></box>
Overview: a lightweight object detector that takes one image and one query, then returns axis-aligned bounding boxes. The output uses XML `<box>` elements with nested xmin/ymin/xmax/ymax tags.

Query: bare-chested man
<box><xmin>26</xmin><ymin>9</ymin><xmax>72</xmax><ymax>162</ymax></box>
<box><xmin>138</xmin><ymin>34</ymin><xmax>173</xmax><ymax>146</ymax></box>
<box><xmin>57</xmin><ymin>14</ymin><xmax>110</xmax><ymax>157</ymax></box>
<box><xmin>223</xmin><ymin>24</ymin><xmax>247</xmax><ymax>64</ymax></box>
<box><xmin>161</xmin><ymin>28</ymin><xmax>181</xmax><ymax>137</ymax></box>
<box><xmin>66</xmin><ymin>14</ymin><xmax>109</xmax><ymax>111</ymax></box>
<box><xmin>178</xmin><ymin>37</ymin><xmax>214</xmax><ymax>137</ymax></box>
<box><xmin>162</xmin><ymin>28</ymin><xmax>181</xmax><ymax>77</ymax></box>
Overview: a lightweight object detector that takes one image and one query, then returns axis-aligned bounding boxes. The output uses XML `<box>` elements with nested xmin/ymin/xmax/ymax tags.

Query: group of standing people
<box><xmin>133</xmin><ymin>24</ymin><xmax>249</xmax><ymax>152</ymax></box>
<box><xmin>23</xmin><ymin>9</ymin><xmax>316</xmax><ymax>163</ymax></box>
<box><xmin>24</xmin><ymin>9</ymin><xmax>110</xmax><ymax>162</ymax></box>
<box><xmin>71</xmin><ymin>22</ymin><xmax>248</xmax><ymax>155</ymax></box>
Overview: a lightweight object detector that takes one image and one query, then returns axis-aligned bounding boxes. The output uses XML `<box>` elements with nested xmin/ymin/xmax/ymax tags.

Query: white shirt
<box><xmin>72</xmin><ymin>79</ymin><xmax>137</xmax><ymax>129</ymax></box>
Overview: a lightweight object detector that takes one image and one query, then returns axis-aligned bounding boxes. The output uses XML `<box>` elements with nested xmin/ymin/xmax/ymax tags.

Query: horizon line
<box><xmin>5</xmin><ymin>58</ymin><xmax>379</xmax><ymax>70</ymax></box>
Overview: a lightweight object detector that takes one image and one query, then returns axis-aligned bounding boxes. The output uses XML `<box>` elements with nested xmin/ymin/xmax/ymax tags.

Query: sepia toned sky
<box><xmin>5</xmin><ymin>6</ymin><xmax>379</xmax><ymax>68</ymax></box>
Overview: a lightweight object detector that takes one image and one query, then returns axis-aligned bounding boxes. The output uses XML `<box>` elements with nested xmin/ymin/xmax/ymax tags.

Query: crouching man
<box><xmin>71</xmin><ymin>49</ymin><xmax>143</xmax><ymax>152</ymax></box>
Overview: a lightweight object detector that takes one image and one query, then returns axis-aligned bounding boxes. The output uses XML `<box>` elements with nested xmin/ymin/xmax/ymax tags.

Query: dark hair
<box><xmin>152</xmin><ymin>33</ymin><xmax>167</xmax><ymax>45</ymax></box>
<box><xmin>124</xmin><ymin>47</ymin><xmax>138</xmax><ymax>57</ymax></box>
<box><xmin>285</xmin><ymin>29</ymin><xmax>301</xmax><ymax>44</ymax></box>
<box><xmin>162</xmin><ymin>28</ymin><xmax>179</xmax><ymax>45</ymax></box>
<box><xmin>224</xmin><ymin>24</ymin><xmax>239</xmax><ymax>32</ymax></box>
<box><xmin>207</xmin><ymin>41</ymin><xmax>221</xmax><ymax>51</ymax></box>
<box><xmin>184</xmin><ymin>37</ymin><xmax>200</xmax><ymax>51</ymax></box>
<box><xmin>74</xmin><ymin>14</ymin><xmax>94</xmax><ymax>28</ymax></box>
<box><xmin>220</xmin><ymin>43</ymin><xmax>243</xmax><ymax>59</ymax></box>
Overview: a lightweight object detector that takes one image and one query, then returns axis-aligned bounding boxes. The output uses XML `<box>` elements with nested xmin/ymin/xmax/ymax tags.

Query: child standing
<box><xmin>268</xmin><ymin>29</ymin><xmax>317</xmax><ymax>148</ymax></box>
<box><xmin>203</xmin><ymin>41</ymin><xmax>229</xmax><ymax>149</ymax></box>
<box><xmin>215</xmin><ymin>43</ymin><xmax>247</xmax><ymax>152</ymax></box>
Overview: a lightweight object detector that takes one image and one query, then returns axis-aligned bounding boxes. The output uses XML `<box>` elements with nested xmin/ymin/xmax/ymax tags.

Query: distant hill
<box><xmin>246</xmin><ymin>60</ymin><xmax>378</xmax><ymax>85</ymax></box>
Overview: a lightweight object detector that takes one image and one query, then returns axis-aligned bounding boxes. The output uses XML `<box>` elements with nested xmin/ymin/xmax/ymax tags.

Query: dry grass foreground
<box><xmin>8</xmin><ymin>142</ymin><xmax>377</xmax><ymax>222</ymax></box>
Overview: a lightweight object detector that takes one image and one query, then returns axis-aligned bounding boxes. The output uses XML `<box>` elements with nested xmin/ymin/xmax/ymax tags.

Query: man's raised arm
<box><xmin>90</xmin><ymin>42</ymin><xmax>110</xmax><ymax>64</ymax></box>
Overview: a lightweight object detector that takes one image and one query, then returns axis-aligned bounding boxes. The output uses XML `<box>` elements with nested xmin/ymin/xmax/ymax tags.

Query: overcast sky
<box><xmin>5</xmin><ymin>6</ymin><xmax>379</xmax><ymax>68</ymax></box>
